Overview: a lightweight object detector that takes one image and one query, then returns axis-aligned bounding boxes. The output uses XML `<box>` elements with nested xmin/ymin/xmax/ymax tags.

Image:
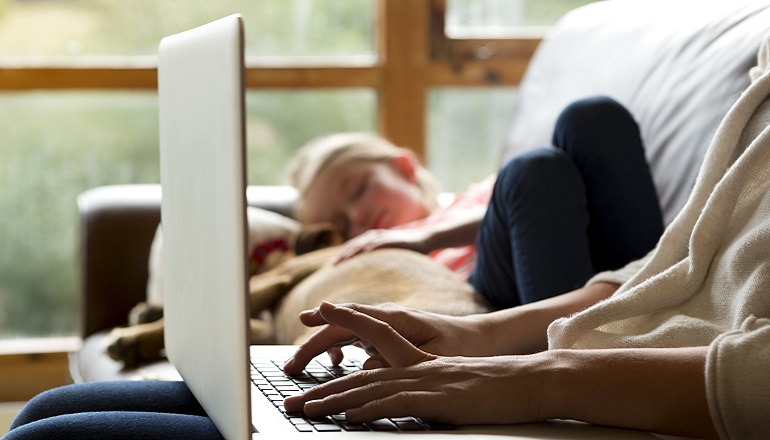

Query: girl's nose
<box><xmin>346</xmin><ymin>205</ymin><xmax>370</xmax><ymax>238</ymax></box>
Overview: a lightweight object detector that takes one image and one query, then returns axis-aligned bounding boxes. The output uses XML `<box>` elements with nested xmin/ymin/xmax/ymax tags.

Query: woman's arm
<box><xmin>284</xmin><ymin>303</ymin><xmax>718</xmax><ymax>439</ymax></box>
<box><xmin>545</xmin><ymin>347</ymin><xmax>717</xmax><ymax>439</ymax></box>
<box><xmin>283</xmin><ymin>283</ymin><xmax>618</xmax><ymax>374</ymax></box>
<box><xmin>474</xmin><ymin>281</ymin><xmax>619</xmax><ymax>355</ymax></box>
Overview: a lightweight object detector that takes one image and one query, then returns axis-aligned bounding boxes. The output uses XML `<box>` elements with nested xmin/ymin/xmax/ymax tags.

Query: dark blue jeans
<box><xmin>469</xmin><ymin>96</ymin><xmax>664</xmax><ymax>309</ymax></box>
<box><xmin>2</xmin><ymin>381</ymin><xmax>222</xmax><ymax>440</ymax></box>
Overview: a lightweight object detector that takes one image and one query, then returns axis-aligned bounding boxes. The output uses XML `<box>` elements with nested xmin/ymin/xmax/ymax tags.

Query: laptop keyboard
<box><xmin>250</xmin><ymin>356</ymin><xmax>453</xmax><ymax>433</ymax></box>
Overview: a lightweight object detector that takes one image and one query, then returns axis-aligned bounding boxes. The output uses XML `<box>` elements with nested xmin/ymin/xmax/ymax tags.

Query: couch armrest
<box><xmin>77</xmin><ymin>184</ymin><xmax>298</xmax><ymax>339</ymax></box>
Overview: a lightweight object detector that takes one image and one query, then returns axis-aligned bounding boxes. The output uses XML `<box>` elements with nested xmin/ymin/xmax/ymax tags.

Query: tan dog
<box><xmin>106</xmin><ymin>225</ymin><xmax>492</xmax><ymax>368</ymax></box>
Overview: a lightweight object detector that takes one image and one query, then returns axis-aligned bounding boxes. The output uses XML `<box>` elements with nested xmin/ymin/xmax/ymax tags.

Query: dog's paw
<box><xmin>248</xmin><ymin>318</ymin><xmax>276</xmax><ymax>345</ymax></box>
<box><xmin>104</xmin><ymin>328</ymin><xmax>143</xmax><ymax>369</ymax></box>
<box><xmin>128</xmin><ymin>302</ymin><xmax>164</xmax><ymax>325</ymax></box>
<box><xmin>294</xmin><ymin>223</ymin><xmax>343</xmax><ymax>255</ymax></box>
<box><xmin>104</xmin><ymin>323</ymin><xmax>165</xmax><ymax>369</ymax></box>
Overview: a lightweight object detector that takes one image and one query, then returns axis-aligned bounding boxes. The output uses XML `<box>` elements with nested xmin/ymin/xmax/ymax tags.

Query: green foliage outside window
<box><xmin>0</xmin><ymin>0</ymin><xmax>375</xmax><ymax>57</ymax></box>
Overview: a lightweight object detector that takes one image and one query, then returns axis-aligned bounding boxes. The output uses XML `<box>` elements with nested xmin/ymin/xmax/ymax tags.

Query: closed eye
<box><xmin>332</xmin><ymin>214</ymin><xmax>350</xmax><ymax>239</ymax></box>
<box><xmin>352</xmin><ymin>172</ymin><xmax>369</xmax><ymax>201</ymax></box>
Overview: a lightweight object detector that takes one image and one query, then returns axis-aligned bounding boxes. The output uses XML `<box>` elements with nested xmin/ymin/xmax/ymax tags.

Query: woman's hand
<box><xmin>286</xmin><ymin>355</ymin><xmax>550</xmax><ymax>425</ymax></box>
<box><xmin>333</xmin><ymin>228</ymin><xmax>430</xmax><ymax>264</ymax></box>
<box><xmin>282</xmin><ymin>302</ymin><xmax>550</xmax><ymax>425</ymax></box>
<box><xmin>282</xmin><ymin>302</ymin><xmax>490</xmax><ymax>375</ymax></box>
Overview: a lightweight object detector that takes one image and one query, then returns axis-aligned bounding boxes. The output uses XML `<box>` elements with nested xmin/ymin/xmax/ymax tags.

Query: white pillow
<box><xmin>146</xmin><ymin>207</ymin><xmax>301</xmax><ymax>303</ymax></box>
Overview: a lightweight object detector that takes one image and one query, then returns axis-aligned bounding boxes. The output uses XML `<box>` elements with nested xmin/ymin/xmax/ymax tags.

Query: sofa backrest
<box><xmin>504</xmin><ymin>0</ymin><xmax>770</xmax><ymax>224</ymax></box>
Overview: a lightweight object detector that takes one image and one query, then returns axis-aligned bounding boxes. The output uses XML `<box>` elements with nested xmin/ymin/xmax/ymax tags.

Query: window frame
<box><xmin>0</xmin><ymin>0</ymin><xmax>541</xmax><ymax>401</ymax></box>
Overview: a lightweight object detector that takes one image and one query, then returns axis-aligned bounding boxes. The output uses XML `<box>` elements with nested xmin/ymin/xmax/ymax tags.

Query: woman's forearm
<box><xmin>542</xmin><ymin>347</ymin><xmax>718</xmax><ymax>439</ymax></box>
<box><xmin>287</xmin><ymin>307</ymin><xmax>717</xmax><ymax>438</ymax></box>
<box><xmin>473</xmin><ymin>282</ymin><xmax>619</xmax><ymax>355</ymax></box>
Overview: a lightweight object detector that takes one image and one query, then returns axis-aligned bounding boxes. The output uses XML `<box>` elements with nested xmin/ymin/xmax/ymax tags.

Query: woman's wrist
<box><xmin>537</xmin><ymin>347</ymin><xmax>717</xmax><ymax>438</ymax></box>
<box><xmin>538</xmin><ymin>349</ymin><xmax>580</xmax><ymax>421</ymax></box>
<box><xmin>471</xmin><ymin>283</ymin><xmax>619</xmax><ymax>356</ymax></box>
<box><xmin>466</xmin><ymin>307</ymin><xmax>543</xmax><ymax>355</ymax></box>
<box><xmin>452</xmin><ymin>313</ymin><xmax>501</xmax><ymax>356</ymax></box>
<box><xmin>527</xmin><ymin>350</ymin><xmax>568</xmax><ymax>421</ymax></box>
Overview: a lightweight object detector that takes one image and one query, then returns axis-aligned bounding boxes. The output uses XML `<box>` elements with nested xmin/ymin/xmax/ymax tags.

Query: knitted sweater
<box><xmin>548</xmin><ymin>37</ymin><xmax>770</xmax><ymax>439</ymax></box>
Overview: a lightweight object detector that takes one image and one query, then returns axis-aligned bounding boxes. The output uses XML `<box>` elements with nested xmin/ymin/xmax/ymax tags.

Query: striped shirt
<box><xmin>399</xmin><ymin>175</ymin><xmax>495</xmax><ymax>280</ymax></box>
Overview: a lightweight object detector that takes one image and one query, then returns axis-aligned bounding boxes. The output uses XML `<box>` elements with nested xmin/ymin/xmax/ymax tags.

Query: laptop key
<box><xmin>366</xmin><ymin>419</ymin><xmax>398</xmax><ymax>431</ymax></box>
<box><xmin>422</xmin><ymin>421</ymin><xmax>456</xmax><ymax>430</ymax></box>
<box><xmin>314</xmin><ymin>424</ymin><xmax>342</xmax><ymax>432</ymax></box>
<box><xmin>309</xmin><ymin>372</ymin><xmax>335</xmax><ymax>382</ymax></box>
<box><xmin>294</xmin><ymin>424</ymin><xmax>314</xmax><ymax>432</ymax></box>
<box><xmin>288</xmin><ymin>373</ymin><xmax>316</xmax><ymax>383</ymax></box>
<box><xmin>340</xmin><ymin>422</ymin><xmax>370</xmax><ymax>432</ymax></box>
<box><xmin>394</xmin><ymin>420</ymin><xmax>428</xmax><ymax>431</ymax></box>
<box><xmin>275</xmin><ymin>386</ymin><xmax>300</xmax><ymax>393</ymax></box>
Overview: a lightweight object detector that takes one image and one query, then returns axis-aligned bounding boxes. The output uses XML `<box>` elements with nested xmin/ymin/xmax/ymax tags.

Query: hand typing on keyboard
<box><xmin>283</xmin><ymin>301</ymin><xmax>488</xmax><ymax>375</ymax></box>
<box><xmin>281</xmin><ymin>301</ymin><xmax>550</xmax><ymax>427</ymax></box>
<box><xmin>252</xmin><ymin>353</ymin><xmax>449</xmax><ymax>432</ymax></box>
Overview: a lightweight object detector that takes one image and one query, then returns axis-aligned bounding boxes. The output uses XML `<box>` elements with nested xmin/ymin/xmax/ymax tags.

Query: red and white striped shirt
<box><xmin>398</xmin><ymin>175</ymin><xmax>496</xmax><ymax>280</ymax></box>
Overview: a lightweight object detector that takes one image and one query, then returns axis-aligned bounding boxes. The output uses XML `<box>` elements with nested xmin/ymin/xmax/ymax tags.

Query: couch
<box><xmin>69</xmin><ymin>0</ymin><xmax>770</xmax><ymax>382</ymax></box>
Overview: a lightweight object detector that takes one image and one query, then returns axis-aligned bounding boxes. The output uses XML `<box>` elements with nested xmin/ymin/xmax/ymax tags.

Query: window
<box><xmin>0</xmin><ymin>0</ymin><xmax>597</xmax><ymax>399</ymax></box>
<box><xmin>0</xmin><ymin>90</ymin><xmax>376</xmax><ymax>338</ymax></box>
<box><xmin>0</xmin><ymin>91</ymin><xmax>159</xmax><ymax>336</ymax></box>
<box><xmin>427</xmin><ymin>87</ymin><xmax>517</xmax><ymax>191</ymax></box>
<box><xmin>0</xmin><ymin>0</ymin><xmax>376</xmax><ymax>58</ymax></box>
<box><xmin>445</xmin><ymin>0</ymin><xmax>597</xmax><ymax>38</ymax></box>
<box><xmin>0</xmin><ymin>0</ymin><xmax>379</xmax><ymax>339</ymax></box>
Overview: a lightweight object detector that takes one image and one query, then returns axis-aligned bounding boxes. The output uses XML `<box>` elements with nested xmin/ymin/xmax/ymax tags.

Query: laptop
<box><xmin>157</xmin><ymin>14</ymin><xmax>656</xmax><ymax>440</ymax></box>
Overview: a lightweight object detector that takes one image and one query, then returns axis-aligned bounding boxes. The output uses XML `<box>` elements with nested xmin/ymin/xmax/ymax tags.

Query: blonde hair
<box><xmin>288</xmin><ymin>132</ymin><xmax>440</xmax><ymax>220</ymax></box>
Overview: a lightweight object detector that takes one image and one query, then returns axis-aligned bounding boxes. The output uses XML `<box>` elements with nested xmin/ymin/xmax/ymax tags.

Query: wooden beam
<box><xmin>0</xmin><ymin>338</ymin><xmax>79</xmax><ymax>402</ymax></box>
<box><xmin>0</xmin><ymin>352</ymin><xmax>71</xmax><ymax>402</ymax></box>
<box><xmin>0</xmin><ymin>66</ymin><xmax>384</xmax><ymax>90</ymax></box>
<box><xmin>0</xmin><ymin>67</ymin><xmax>157</xmax><ymax>90</ymax></box>
<box><xmin>245</xmin><ymin>66</ymin><xmax>381</xmax><ymax>89</ymax></box>
<box><xmin>428</xmin><ymin>59</ymin><xmax>530</xmax><ymax>86</ymax></box>
<box><xmin>377</xmin><ymin>0</ymin><xmax>429</xmax><ymax>158</ymax></box>
<box><xmin>443</xmin><ymin>38</ymin><xmax>540</xmax><ymax>62</ymax></box>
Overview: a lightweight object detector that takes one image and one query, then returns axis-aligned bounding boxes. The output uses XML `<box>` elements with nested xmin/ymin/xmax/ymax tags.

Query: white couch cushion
<box><xmin>504</xmin><ymin>0</ymin><xmax>770</xmax><ymax>224</ymax></box>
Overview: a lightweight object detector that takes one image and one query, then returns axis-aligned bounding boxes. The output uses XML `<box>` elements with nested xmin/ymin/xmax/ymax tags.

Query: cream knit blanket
<box><xmin>548</xmin><ymin>37</ymin><xmax>770</xmax><ymax>439</ymax></box>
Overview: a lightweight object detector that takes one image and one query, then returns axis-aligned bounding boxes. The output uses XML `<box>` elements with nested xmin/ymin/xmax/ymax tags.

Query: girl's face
<box><xmin>302</xmin><ymin>155</ymin><xmax>431</xmax><ymax>239</ymax></box>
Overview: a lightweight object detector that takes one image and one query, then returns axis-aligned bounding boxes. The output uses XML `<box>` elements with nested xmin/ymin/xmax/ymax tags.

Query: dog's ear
<box><xmin>294</xmin><ymin>223</ymin><xmax>344</xmax><ymax>255</ymax></box>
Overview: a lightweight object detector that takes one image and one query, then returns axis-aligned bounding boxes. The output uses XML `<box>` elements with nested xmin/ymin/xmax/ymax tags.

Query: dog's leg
<box><xmin>248</xmin><ymin>246</ymin><xmax>339</xmax><ymax>315</ymax></box>
<box><xmin>249</xmin><ymin>274</ymin><xmax>293</xmax><ymax>317</ymax></box>
<box><xmin>128</xmin><ymin>301</ymin><xmax>164</xmax><ymax>325</ymax></box>
<box><xmin>105</xmin><ymin>319</ymin><xmax>166</xmax><ymax>369</ymax></box>
<box><xmin>249</xmin><ymin>318</ymin><xmax>276</xmax><ymax>345</ymax></box>
<box><xmin>293</xmin><ymin>223</ymin><xmax>343</xmax><ymax>255</ymax></box>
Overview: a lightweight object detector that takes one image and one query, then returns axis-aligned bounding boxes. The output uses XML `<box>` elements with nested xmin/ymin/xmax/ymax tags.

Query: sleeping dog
<box><xmin>105</xmin><ymin>223</ymin><xmax>492</xmax><ymax>368</ymax></box>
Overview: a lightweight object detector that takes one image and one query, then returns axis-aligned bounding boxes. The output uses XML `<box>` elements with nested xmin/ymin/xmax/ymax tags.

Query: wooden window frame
<box><xmin>0</xmin><ymin>0</ymin><xmax>540</xmax><ymax>401</ymax></box>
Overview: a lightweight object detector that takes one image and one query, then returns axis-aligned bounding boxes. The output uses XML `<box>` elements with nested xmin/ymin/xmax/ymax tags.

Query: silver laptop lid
<box><xmin>158</xmin><ymin>14</ymin><xmax>251</xmax><ymax>440</ymax></box>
